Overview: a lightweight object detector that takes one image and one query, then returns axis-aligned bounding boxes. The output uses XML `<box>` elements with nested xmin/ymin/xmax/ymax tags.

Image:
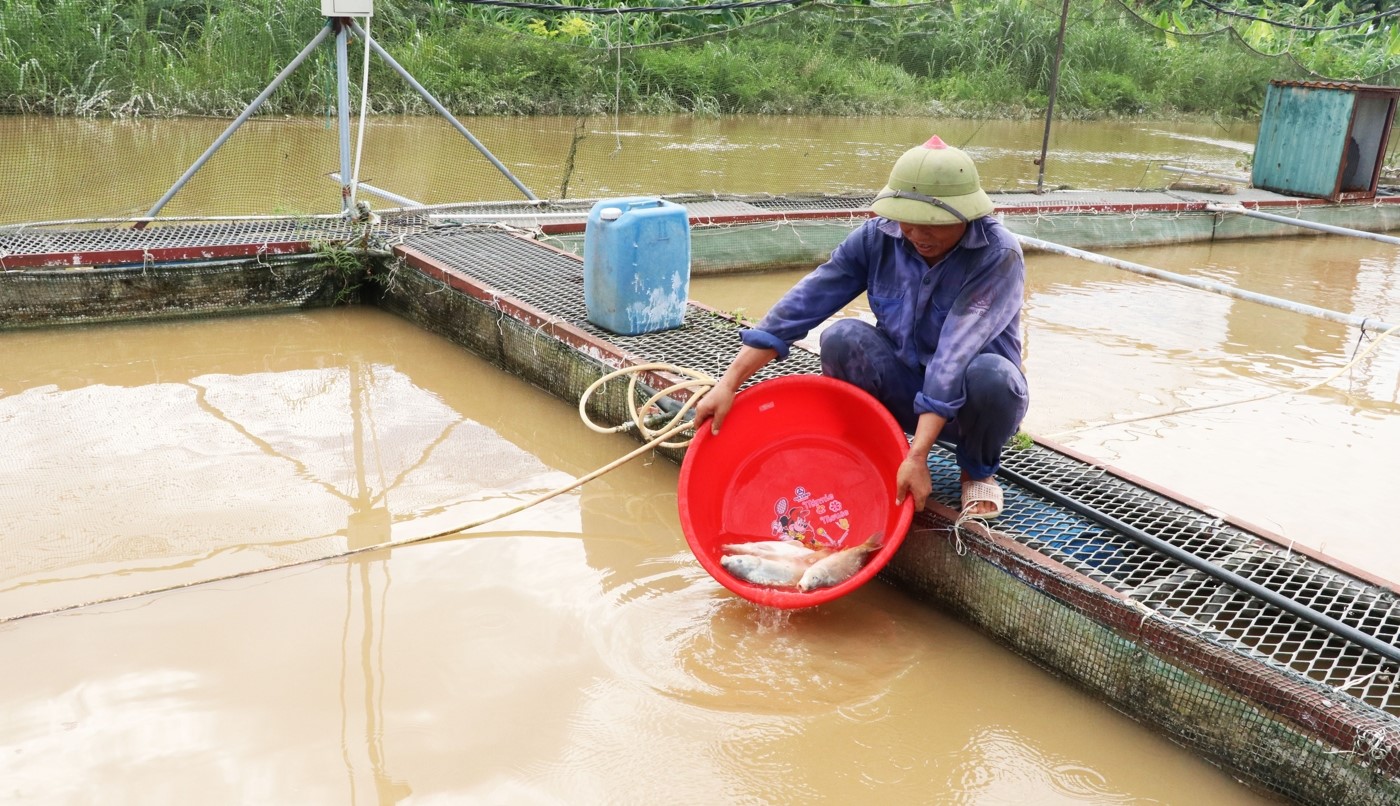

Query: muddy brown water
<box><xmin>0</xmin><ymin>308</ymin><xmax>1278</xmax><ymax>803</ymax></box>
<box><xmin>0</xmin><ymin>114</ymin><xmax>1258</xmax><ymax>223</ymax></box>
<box><xmin>2</xmin><ymin>112</ymin><xmax>1378</xmax><ymax>802</ymax></box>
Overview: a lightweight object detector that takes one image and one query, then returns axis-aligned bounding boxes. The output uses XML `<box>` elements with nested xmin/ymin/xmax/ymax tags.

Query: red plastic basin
<box><xmin>678</xmin><ymin>375</ymin><xmax>915</xmax><ymax>608</ymax></box>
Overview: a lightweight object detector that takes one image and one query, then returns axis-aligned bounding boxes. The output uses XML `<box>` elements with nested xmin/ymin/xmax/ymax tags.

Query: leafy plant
<box><xmin>312</xmin><ymin>240</ymin><xmax>371</xmax><ymax>305</ymax></box>
<box><xmin>1</xmin><ymin>0</ymin><xmax>1396</xmax><ymax>118</ymax></box>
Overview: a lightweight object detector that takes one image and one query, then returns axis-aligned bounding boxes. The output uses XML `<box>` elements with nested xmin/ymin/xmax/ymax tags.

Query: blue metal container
<box><xmin>583</xmin><ymin>197</ymin><xmax>690</xmax><ymax>336</ymax></box>
<box><xmin>1252</xmin><ymin>80</ymin><xmax>1400</xmax><ymax>201</ymax></box>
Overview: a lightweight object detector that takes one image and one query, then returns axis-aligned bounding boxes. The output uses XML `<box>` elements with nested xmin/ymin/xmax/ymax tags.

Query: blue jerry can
<box><xmin>583</xmin><ymin>197</ymin><xmax>691</xmax><ymax>336</ymax></box>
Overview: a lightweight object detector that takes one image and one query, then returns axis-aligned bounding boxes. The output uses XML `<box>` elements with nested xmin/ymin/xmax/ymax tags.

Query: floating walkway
<box><xmin>2</xmin><ymin>200</ymin><xmax>1399</xmax><ymax>804</ymax></box>
<box><xmin>6</xmin><ymin>185</ymin><xmax>1400</xmax><ymax>276</ymax></box>
<box><xmin>380</xmin><ymin>225</ymin><xmax>1400</xmax><ymax>805</ymax></box>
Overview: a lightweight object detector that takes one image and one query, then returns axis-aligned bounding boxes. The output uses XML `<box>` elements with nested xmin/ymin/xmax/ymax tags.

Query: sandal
<box><xmin>960</xmin><ymin>478</ymin><xmax>1004</xmax><ymax>520</ymax></box>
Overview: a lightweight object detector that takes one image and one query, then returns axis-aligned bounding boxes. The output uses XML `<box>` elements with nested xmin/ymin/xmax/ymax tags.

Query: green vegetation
<box><xmin>0</xmin><ymin>0</ymin><xmax>1396</xmax><ymax>119</ymax></box>
<box><xmin>311</xmin><ymin>239</ymin><xmax>373</xmax><ymax>304</ymax></box>
<box><xmin>712</xmin><ymin>306</ymin><xmax>749</xmax><ymax>329</ymax></box>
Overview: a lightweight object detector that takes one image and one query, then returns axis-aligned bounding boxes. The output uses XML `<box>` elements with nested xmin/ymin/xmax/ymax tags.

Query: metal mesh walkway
<box><xmin>5</xmin><ymin>186</ymin><xmax>1379</xmax><ymax>269</ymax></box>
<box><xmin>936</xmin><ymin>446</ymin><xmax>1400</xmax><ymax>716</ymax></box>
<box><xmin>0</xmin><ymin>215</ymin><xmax>436</xmax><ymax>269</ymax></box>
<box><xmin>398</xmin><ymin>226</ymin><xmax>1400</xmax><ymax>725</ymax></box>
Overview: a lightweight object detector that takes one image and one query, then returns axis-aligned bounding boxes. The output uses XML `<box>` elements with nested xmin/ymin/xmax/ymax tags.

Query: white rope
<box><xmin>350</xmin><ymin>16</ymin><xmax>372</xmax><ymax>206</ymax></box>
<box><xmin>947</xmin><ymin>522</ymin><xmax>969</xmax><ymax>556</ymax></box>
<box><xmin>0</xmin><ymin>362</ymin><xmax>715</xmax><ymax>625</ymax></box>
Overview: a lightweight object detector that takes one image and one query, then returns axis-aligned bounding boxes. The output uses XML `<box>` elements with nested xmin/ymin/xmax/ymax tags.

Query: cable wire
<box><xmin>350</xmin><ymin>16</ymin><xmax>372</xmax><ymax>207</ymax></box>
<box><xmin>1049</xmin><ymin>322</ymin><xmax>1400</xmax><ymax>438</ymax></box>
<box><xmin>448</xmin><ymin>0</ymin><xmax>807</xmax><ymax>13</ymax></box>
<box><xmin>1193</xmin><ymin>0</ymin><xmax>1400</xmax><ymax>32</ymax></box>
<box><xmin>0</xmin><ymin>363</ymin><xmax>714</xmax><ymax>626</ymax></box>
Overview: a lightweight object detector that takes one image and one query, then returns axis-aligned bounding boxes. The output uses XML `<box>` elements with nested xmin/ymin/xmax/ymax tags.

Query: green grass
<box><xmin>0</xmin><ymin>0</ymin><xmax>1394</xmax><ymax>119</ymax></box>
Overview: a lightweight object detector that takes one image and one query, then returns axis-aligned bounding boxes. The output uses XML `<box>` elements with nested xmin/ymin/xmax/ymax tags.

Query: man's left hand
<box><xmin>894</xmin><ymin>456</ymin><xmax>932</xmax><ymax>511</ymax></box>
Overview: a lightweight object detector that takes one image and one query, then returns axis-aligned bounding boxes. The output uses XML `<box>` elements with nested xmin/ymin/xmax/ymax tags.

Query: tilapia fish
<box><xmin>797</xmin><ymin>532</ymin><xmax>884</xmax><ymax>592</ymax></box>
<box><xmin>719</xmin><ymin>534</ymin><xmax>884</xmax><ymax>592</ymax></box>
<box><xmin>720</xmin><ymin>539</ymin><xmax>820</xmax><ymax>560</ymax></box>
<box><xmin>719</xmin><ymin>540</ymin><xmax>829</xmax><ymax>587</ymax></box>
<box><xmin>720</xmin><ymin>553</ymin><xmax>815</xmax><ymax>587</ymax></box>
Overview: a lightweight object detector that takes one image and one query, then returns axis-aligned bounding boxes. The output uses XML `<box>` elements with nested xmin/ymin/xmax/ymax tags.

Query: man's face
<box><xmin>898</xmin><ymin>221</ymin><xmax>967</xmax><ymax>262</ymax></box>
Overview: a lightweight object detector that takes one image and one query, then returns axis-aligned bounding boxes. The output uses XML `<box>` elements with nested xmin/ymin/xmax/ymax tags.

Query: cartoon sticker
<box><xmin>769</xmin><ymin>486</ymin><xmax>853</xmax><ymax>548</ymax></box>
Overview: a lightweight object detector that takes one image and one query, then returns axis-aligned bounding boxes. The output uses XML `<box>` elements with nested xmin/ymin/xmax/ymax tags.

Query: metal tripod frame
<box><xmin>144</xmin><ymin>17</ymin><xmax>536</xmax><ymax>221</ymax></box>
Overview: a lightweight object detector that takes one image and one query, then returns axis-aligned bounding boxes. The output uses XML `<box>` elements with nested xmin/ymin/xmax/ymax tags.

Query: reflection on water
<box><xmin>950</xmin><ymin>728</ymin><xmax>1143</xmax><ymax>805</ymax></box>
<box><xmin>0</xmin><ymin>312</ymin><xmax>575</xmax><ymax>620</ymax></box>
<box><xmin>0</xmin><ymin>114</ymin><xmax>1257</xmax><ymax>224</ymax></box>
<box><xmin>0</xmin><ymin>307</ymin><xmax>1271</xmax><ymax>803</ymax></box>
<box><xmin>341</xmin><ymin>560</ymin><xmax>413</xmax><ymax>803</ymax></box>
<box><xmin>694</xmin><ymin>232</ymin><xmax>1400</xmax><ymax>581</ymax></box>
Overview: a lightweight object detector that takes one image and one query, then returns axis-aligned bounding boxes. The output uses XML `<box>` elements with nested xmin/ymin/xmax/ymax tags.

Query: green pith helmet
<box><xmin>870</xmin><ymin>136</ymin><xmax>994</xmax><ymax>226</ymax></box>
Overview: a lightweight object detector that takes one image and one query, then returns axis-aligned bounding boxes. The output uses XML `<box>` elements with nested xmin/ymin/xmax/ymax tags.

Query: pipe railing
<box><xmin>1207</xmin><ymin>203</ymin><xmax>1400</xmax><ymax>247</ymax></box>
<box><xmin>1016</xmin><ymin>234</ymin><xmax>1397</xmax><ymax>336</ymax></box>
<box><xmin>979</xmin><ymin>448</ymin><xmax>1400</xmax><ymax>666</ymax></box>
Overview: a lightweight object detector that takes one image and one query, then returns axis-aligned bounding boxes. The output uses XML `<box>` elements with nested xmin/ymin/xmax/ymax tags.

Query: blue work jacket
<box><xmin>740</xmin><ymin>216</ymin><xmax>1025</xmax><ymax>420</ymax></box>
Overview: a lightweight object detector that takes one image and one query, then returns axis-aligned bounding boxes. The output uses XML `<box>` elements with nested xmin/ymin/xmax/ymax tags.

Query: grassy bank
<box><xmin>0</xmin><ymin>0</ymin><xmax>1394</xmax><ymax>119</ymax></box>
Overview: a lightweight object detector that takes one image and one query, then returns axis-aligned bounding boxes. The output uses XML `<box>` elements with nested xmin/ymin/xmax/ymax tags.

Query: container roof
<box><xmin>1269</xmin><ymin>78</ymin><xmax>1400</xmax><ymax>96</ymax></box>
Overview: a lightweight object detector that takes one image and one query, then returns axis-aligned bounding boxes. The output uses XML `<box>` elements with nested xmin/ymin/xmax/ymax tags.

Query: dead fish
<box><xmin>798</xmin><ymin>532</ymin><xmax>884</xmax><ymax>592</ymax></box>
<box><xmin>721</xmin><ymin>539</ymin><xmax>820</xmax><ymax>561</ymax></box>
<box><xmin>721</xmin><ymin>553</ymin><xmax>815</xmax><ymax>587</ymax></box>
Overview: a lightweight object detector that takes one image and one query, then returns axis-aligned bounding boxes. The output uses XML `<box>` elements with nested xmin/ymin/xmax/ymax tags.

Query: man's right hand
<box><xmin>693</xmin><ymin>384</ymin><xmax>736</xmax><ymax>435</ymax></box>
<box><xmin>692</xmin><ymin>345</ymin><xmax>779</xmax><ymax>436</ymax></box>
<box><xmin>895</xmin><ymin>455</ymin><xmax>933</xmax><ymax>511</ymax></box>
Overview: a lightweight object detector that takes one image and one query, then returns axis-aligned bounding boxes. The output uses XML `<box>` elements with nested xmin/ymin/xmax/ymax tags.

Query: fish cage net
<box><xmin>384</xmin><ymin>228</ymin><xmax>1400</xmax><ymax>801</ymax></box>
<box><xmin>4</xmin><ymin>0</ymin><xmax>1397</xmax><ymax>228</ymax></box>
<box><xmin>885</xmin><ymin>502</ymin><xmax>1400</xmax><ymax>805</ymax></box>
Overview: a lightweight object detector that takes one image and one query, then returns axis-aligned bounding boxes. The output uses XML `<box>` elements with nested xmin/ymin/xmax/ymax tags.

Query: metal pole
<box><xmin>1207</xmin><ymin>203</ymin><xmax>1400</xmax><ymax>247</ymax></box>
<box><xmin>429</xmin><ymin>212</ymin><xmax>591</xmax><ymax>221</ymax></box>
<box><xmin>1035</xmin><ymin>0</ymin><xmax>1072</xmax><ymax>194</ymax></box>
<box><xmin>984</xmin><ymin>452</ymin><xmax>1400</xmax><ymax>665</ymax></box>
<box><xmin>143</xmin><ymin>22</ymin><xmax>334</xmax><ymax>221</ymax></box>
<box><xmin>329</xmin><ymin>173</ymin><xmax>423</xmax><ymax>208</ymax></box>
<box><xmin>348</xmin><ymin>20</ymin><xmax>538</xmax><ymax>201</ymax></box>
<box><xmin>1016</xmin><ymin>233</ymin><xmax>1398</xmax><ymax>335</ymax></box>
<box><xmin>335</xmin><ymin>19</ymin><xmax>354</xmax><ymax>215</ymax></box>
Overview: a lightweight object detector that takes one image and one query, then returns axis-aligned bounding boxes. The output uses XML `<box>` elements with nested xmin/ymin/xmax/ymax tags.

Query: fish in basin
<box><xmin>720</xmin><ymin>539</ymin><xmax>821</xmax><ymax>560</ymax></box>
<box><xmin>797</xmin><ymin>533</ymin><xmax>883</xmax><ymax>592</ymax></box>
<box><xmin>720</xmin><ymin>551</ymin><xmax>823</xmax><ymax>587</ymax></box>
<box><xmin>719</xmin><ymin>533</ymin><xmax>883</xmax><ymax>591</ymax></box>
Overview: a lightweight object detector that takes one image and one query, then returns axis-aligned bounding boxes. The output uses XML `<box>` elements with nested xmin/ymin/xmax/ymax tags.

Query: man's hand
<box><xmin>895</xmin><ymin>411</ymin><xmax>945</xmax><ymax>511</ymax></box>
<box><xmin>693</xmin><ymin>384</ymin><xmax>736</xmax><ymax>436</ymax></box>
<box><xmin>894</xmin><ymin>455</ymin><xmax>932</xmax><ymax>511</ymax></box>
<box><xmin>692</xmin><ymin>346</ymin><xmax>778</xmax><ymax>436</ymax></box>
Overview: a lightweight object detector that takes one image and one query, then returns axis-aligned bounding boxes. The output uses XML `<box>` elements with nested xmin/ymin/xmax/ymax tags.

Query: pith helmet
<box><xmin>871</xmin><ymin>136</ymin><xmax>994</xmax><ymax>225</ymax></box>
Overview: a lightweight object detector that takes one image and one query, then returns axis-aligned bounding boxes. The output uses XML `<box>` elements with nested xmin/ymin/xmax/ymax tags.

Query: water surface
<box><xmin>0</xmin><ymin>308</ymin><xmax>1275</xmax><ymax>804</ymax></box>
<box><xmin>0</xmin><ymin>114</ymin><xmax>1256</xmax><ymax>224</ymax></box>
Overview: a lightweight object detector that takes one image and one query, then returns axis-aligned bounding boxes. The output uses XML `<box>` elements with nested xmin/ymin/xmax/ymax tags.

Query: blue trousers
<box><xmin>819</xmin><ymin>319</ymin><xmax>1028</xmax><ymax>479</ymax></box>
